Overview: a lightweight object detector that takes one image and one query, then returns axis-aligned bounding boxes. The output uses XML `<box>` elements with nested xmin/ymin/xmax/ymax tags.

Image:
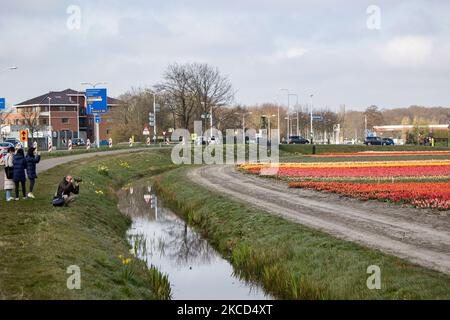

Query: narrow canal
<box><xmin>118</xmin><ymin>183</ymin><xmax>272</xmax><ymax>300</ymax></box>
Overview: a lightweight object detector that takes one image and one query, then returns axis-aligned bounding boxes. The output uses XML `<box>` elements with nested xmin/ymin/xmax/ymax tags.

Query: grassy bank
<box><xmin>0</xmin><ymin>149</ymin><xmax>176</xmax><ymax>299</ymax></box>
<box><xmin>154</xmin><ymin>167</ymin><xmax>450</xmax><ymax>299</ymax></box>
<box><xmin>39</xmin><ymin>144</ymin><xmax>171</xmax><ymax>160</ymax></box>
<box><xmin>280</xmin><ymin>144</ymin><xmax>450</xmax><ymax>155</ymax></box>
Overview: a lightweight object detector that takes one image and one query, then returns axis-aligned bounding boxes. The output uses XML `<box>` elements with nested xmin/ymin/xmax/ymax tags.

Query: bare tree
<box><xmin>188</xmin><ymin>63</ymin><xmax>234</xmax><ymax>123</ymax></box>
<box><xmin>156</xmin><ymin>63</ymin><xmax>234</xmax><ymax>130</ymax></box>
<box><xmin>365</xmin><ymin>105</ymin><xmax>384</xmax><ymax>129</ymax></box>
<box><xmin>156</xmin><ymin>64</ymin><xmax>198</xmax><ymax>129</ymax></box>
<box><xmin>22</xmin><ymin>108</ymin><xmax>42</xmax><ymax>144</ymax></box>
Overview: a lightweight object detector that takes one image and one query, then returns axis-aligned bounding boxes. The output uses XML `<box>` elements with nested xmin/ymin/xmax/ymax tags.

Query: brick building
<box><xmin>9</xmin><ymin>89</ymin><xmax>123</xmax><ymax>146</ymax></box>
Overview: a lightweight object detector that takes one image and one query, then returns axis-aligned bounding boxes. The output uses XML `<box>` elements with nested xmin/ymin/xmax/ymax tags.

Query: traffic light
<box><xmin>149</xmin><ymin>112</ymin><xmax>155</xmax><ymax>127</ymax></box>
<box><xmin>20</xmin><ymin>129</ymin><xmax>28</xmax><ymax>143</ymax></box>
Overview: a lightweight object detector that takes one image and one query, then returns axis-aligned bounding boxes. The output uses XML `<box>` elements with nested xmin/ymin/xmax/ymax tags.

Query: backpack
<box><xmin>52</xmin><ymin>196</ymin><xmax>65</xmax><ymax>207</ymax></box>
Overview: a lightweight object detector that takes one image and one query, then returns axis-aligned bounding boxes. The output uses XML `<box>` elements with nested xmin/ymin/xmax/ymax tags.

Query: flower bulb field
<box><xmin>240</xmin><ymin>152</ymin><xmax>450</xmax><ymax>211</ymax></box>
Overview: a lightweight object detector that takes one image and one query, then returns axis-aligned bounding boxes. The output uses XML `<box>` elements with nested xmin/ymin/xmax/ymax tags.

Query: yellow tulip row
<box><xmin>240</xmin><ymin>159</ymin><xmax>450</xmax><ymax>170</ymax></box>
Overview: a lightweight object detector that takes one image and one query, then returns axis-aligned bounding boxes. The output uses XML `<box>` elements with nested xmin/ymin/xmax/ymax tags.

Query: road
<box><xmin>0</xmin><ymin>148</ymin><xmax>152</xmax><ymax>191</ymax></box>
<box><xmin>188</xmin><ymin>165</ymin><xmax>450</xmax><ymax>275</ymax></box>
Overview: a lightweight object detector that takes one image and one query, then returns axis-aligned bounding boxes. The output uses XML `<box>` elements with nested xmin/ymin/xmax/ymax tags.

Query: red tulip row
<box><xmin>313</xmin><ymin>151</ymin><xmax>450</xmax><ymax>157</ymax></box>
<box><xmin>288</xmin><ymin>181</ymin><xmax>450</xmax><ymax>210</ymax></box>
<box><xmin>244</xmin><ymin>165</ymin><xmax>450</xmax><ymax>178</ymax></box>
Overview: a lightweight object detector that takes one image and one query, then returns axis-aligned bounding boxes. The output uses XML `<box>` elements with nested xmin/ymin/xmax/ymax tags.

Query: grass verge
<box><xmin>154</xmin><ymin>167</ymin><xmax>450</xmax><ymax>299</ymax></box>
<box><xmin>39</xmin><ymin>144</ymin><xmax>171</xmax><ymax>160</ymax></box>
<box><xmin>0</xmin><ymin>149</ymin><xmax>176</xmax><ymax>299</ymax></box>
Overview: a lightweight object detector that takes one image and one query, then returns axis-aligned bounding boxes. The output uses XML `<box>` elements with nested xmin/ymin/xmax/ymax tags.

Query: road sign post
<box><xmin>86</xmin><ymin>88</ymin><xmax>108</xmax><ymax>148</ymax></box>
<box><xmin>20</xmin><ymin>129</ymin><xmax>28</xmax><ymax>143</ymax></box>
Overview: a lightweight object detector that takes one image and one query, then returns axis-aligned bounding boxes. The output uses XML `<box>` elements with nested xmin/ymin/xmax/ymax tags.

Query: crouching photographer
<box><xmin>52</xmin><ymin>175</ymin><xmax>82</xmax><ymax>207</ymax></box>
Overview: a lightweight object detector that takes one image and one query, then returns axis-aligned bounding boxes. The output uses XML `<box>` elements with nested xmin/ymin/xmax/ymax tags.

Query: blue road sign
<box><xmin>0</xmin><ymin>98</ymin><xmax>5</xmax><ymax>110</ymax></box>
<box><xmin>95</xmin><ymin>114</ymin><xmax>101</xmax><ymax>124</ymax></box>
<box><xmin>86</xmin><ymin>88</ymin><xmax>108</xmax><ymax>114</ymax></box>
<box><xmin>312</xmin><ymin>116</ymin><xmax>323</xmax><ymax>121</ymax></box>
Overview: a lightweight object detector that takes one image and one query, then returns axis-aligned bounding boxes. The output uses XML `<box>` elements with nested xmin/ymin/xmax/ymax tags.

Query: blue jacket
<box><xmin>26</xmin><ymin>154</ymin><xmax>41</xmax><ymax>179</ymax></box>
<box><xmin>13</xmin><ymin>154</ymin><xmax>28</xmax><ymax>182</ymax></box>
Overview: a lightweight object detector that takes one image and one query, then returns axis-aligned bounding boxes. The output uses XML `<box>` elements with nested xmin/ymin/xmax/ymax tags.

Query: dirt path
<box><xmin>0</xmin><ymin>148</ymin><xmax>153</xmax><ymax>191</ymax></box>
<box><xmin>188</xmin><ymin>165</ymin><xmax>450</xmax><ymax>275</ymax></box>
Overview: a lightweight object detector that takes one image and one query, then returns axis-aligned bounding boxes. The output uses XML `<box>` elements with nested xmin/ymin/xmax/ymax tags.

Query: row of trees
<box><xmin>110</xmin><ymin>62</ymin><xmax>449</xmax><ymax>143</ymax></box>
<box><xmin>111</xmin><ymin>63</ymin><xmax>235</xmax><ymax>141</ymax></box>
<box><xmin>110</xmin><ymin>62</ymin><xmax>366</xmax><ymax>143</ymax></box>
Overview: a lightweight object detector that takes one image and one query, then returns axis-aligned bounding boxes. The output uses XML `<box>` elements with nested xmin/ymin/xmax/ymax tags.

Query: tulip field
<box><xmin>240</xmin><ymin>154</ymin><xmax>450</xmax><ymax>210</ymax></box>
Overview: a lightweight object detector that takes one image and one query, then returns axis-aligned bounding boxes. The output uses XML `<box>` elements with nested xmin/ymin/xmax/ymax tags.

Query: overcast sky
<box><xmin>1</xmin><ymin>0</ymin><xmax>449</xmax><ymax>111</ymax></box>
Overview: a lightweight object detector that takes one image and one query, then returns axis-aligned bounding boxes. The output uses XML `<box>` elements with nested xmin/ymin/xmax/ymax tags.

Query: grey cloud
<box><xmin>0</xmin><ymin>0</ymin><xmax>449</xmax><ymax>110</ymax></box>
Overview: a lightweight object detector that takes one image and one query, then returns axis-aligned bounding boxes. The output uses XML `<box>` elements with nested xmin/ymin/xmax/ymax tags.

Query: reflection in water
<box><xmin>118</xmin><ymin>185</ymin><xmax>272</xmax><ymax>300</ymax></box>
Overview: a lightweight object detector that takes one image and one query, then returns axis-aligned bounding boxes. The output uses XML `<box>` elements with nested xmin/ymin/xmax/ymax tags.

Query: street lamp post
<box><xmin>262</xmin><ymin>114</ymin><xmax>276</xmax><ymax>140</ymax></box>
<box><xmin>81</xmin><ymin>82</ymin><xmax>108</xmax><ymax>148</ymax></box>
<box><xmin>310</xmin><ymin>94</ymin><xmax>314</xmax><ymax>144</ymax></box>
<box><xmin>235</xmin><ymin>111</ymin><xmax>252</xmax><ymax>144</ymax></box>
<box><xmin>0</xmin><ymin>66</ymin><xmax>18</xmax><ymax>74</ymax></box>
<box><xmin>0</xmin><ymin>67</ymin><xmax>18</xmax><ymax>136</ymax></box>
<box><xmin>147</xmin><ymin>89</ymin><xmax>166</xmax><ymax>145</ymax></box>
<box><xmin>279</xmin><ymin>88</ymin><xmax>290</xmax><ymax>142</ymax></box>
<box><xmin>47</xmin><ymin>97</ymin><xmax>52</xmax><ymax>148</ymax></box>
<box><xmin>289</xmin><ymin>94</ymin><xmax>299</xmax><ymax>136</ymax></box>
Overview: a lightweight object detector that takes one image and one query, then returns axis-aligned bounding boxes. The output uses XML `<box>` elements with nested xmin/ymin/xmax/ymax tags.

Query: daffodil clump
<box><xmin>119</xmin><ymin>160</ymin><xmax>131</xmax><ymax>169</ymax></box>
<box><xmin>97</xmin><ymin>165</ymin><xmax>109</xmax><ymax>176</ymax></box>
<box><xmin>118</xmin><ymin>255</ymin><xmax>135</xmax><ymax>280</ymax></box>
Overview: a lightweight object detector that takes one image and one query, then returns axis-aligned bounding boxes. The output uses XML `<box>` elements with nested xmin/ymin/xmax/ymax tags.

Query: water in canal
<box><xmin>118</xmin><ymin>184</ymin><xmax>272</xmax><ymax>300</ymax></box>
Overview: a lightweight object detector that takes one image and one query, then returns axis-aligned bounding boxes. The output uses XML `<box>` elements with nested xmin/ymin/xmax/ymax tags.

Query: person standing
<box><xmin>25</xmin><ymin>147</ymin><xmax>41</xmax><ymax>199</ymax></box>
<box><xmin>4</xmin><ymin>147</ymin><xmax>16</xmax><ymax>201</ymax></box>
<box><xmin>13</xmin><ymin>148</ymin><xmax>27</xmax><ymax>200</ymax></box>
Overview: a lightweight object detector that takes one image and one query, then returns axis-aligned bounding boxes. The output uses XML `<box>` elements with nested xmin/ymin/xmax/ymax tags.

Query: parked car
<box><xmin>0</xmin><ymin>142</ymin><xmax>14</xmax><ymax>152</ymax></box>
<box><xmin>382</xmin><ymin>138</ymin><xmax>395</xmax><ymax>146</ymax></box>
<box><xmin>364</xmin><ymin>136</ymin><xmax>384</xmax><ymax>145</ymax></box>
<box><xmin>99</xmin><ymin>140</ymin><xmax>110</xmax><ymax>147</ymax></box>
<box><xmin>288</xmin><ymin>136</ymin><xmax>310</xmax><ymax>144</ymax></box>
<box><xmin>72</xmin><ymin>138</ymin><xmax>86</xmax><ymax>146</ymax></box>
<box><xmin>4</xmin><ymin>138</ymin><xmax>20</xmax><ymax>146</ymax></box>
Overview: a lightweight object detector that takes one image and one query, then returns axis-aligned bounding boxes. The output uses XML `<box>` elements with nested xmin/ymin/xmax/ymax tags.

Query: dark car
<box><xmin>288</xmin><ymin>136</ymin><xmax>310</xmax><ymax>144</ymax></box>
<box><xmin>4</xmin><ymin>138</ymin><xmax>20</xmax><ymax>146</ymax></box>
<box><xmin>382</xmin><ymin>138</ymin><xmax>395</xmax><ymax>146</ymax></box>
<box><xmin>0</xmin><ymin>142</ymin><xmax>14</xmax><ymax>152</ymax></box>
<box><xmin>72</xmin><ymin>138</ymin><xmax>86</xmax><ymax>146</ymax></box>
<box><xmin>364</xmin><ymin>136</ymin><xmax>383</xmax><ymax>145</ymax></box>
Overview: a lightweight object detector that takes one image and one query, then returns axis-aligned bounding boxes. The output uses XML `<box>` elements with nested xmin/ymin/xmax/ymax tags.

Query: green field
<box><xmin>154</xmin><ymin>167</ymin><xmax>450</xmax><ymax>299</ymax></box>
<box><xmin>1</xmin><ymin>148</ymin><xmax>449</xmax><ymax>300</ymax></box>
<box><xmin>0</xmin><ymin>150</ymin><xmax>176</xmax><ymax>300</ymax></box>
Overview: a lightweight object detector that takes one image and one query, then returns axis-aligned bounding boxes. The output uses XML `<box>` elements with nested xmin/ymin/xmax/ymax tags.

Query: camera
<box><xmin>73</xmin><ymin>177</ymin><xmax>83</xmax><ymax>183</ymax></box>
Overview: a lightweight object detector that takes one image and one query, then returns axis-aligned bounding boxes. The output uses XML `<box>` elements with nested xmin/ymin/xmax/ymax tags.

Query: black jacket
<box><xmin>26</xmin><ymin>154</ymin><xmax>41</xmax><ymax>179</ymax></box>
<box><xmin>13</xmin><ymin>154</ymin><xmax>27</xmax><ymax>182</ymax></box>
<box><xmin>56</xmin><ymin>179</ymin><xmax>80</xmax><ymax>197</ymax></box>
